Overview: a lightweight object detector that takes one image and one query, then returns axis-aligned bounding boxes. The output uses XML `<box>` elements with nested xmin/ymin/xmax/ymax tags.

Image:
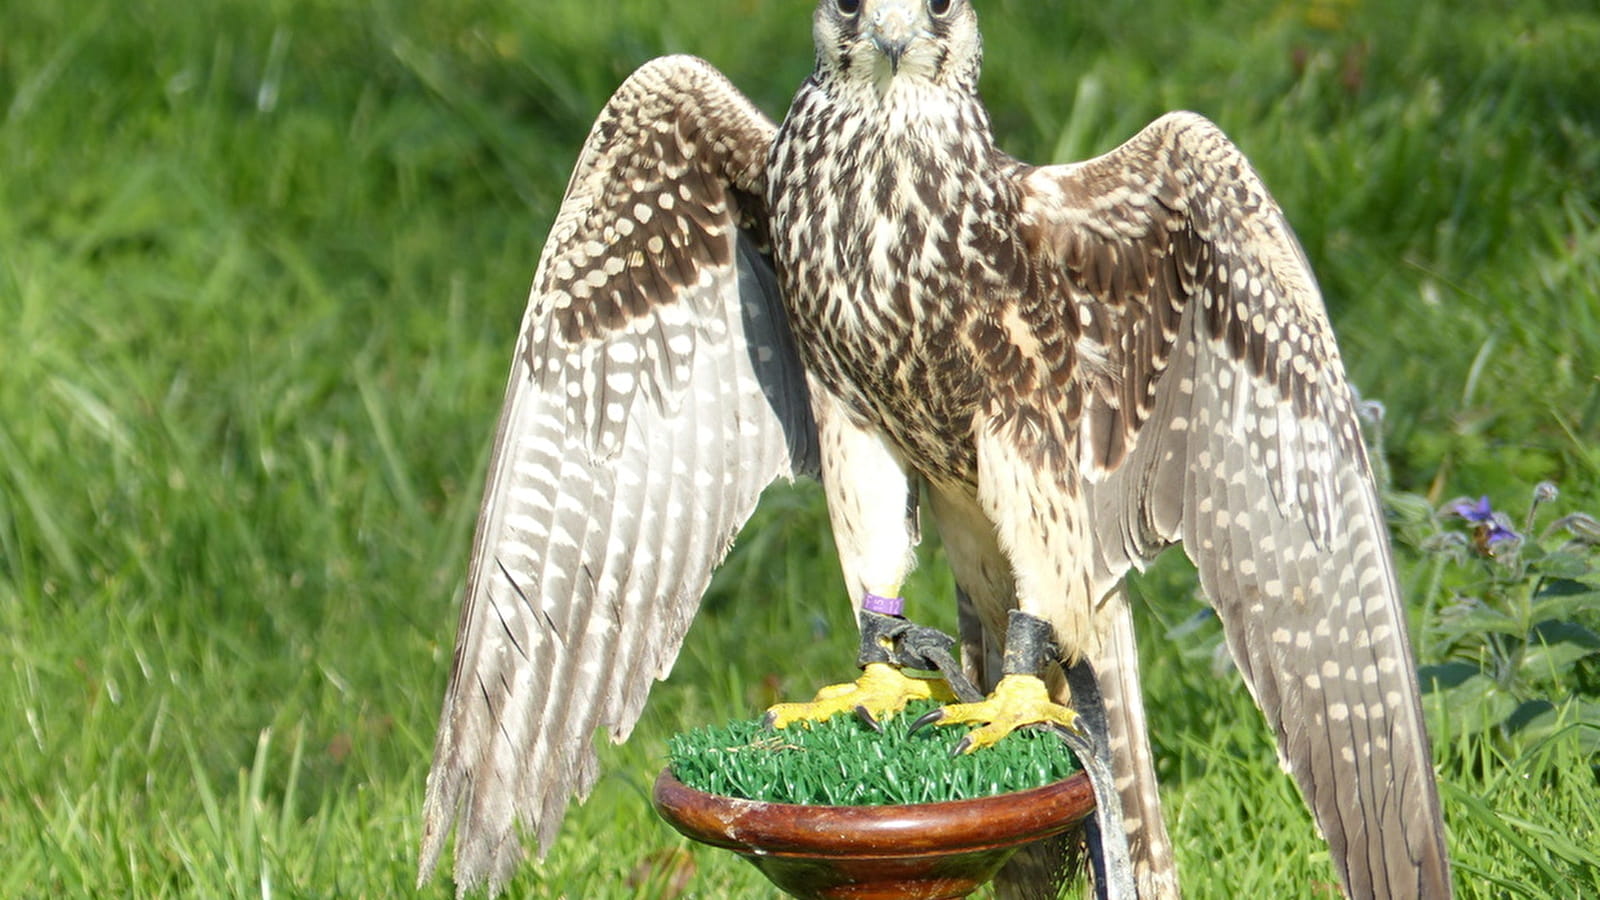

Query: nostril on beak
<box><xmin>872</xmin><ymin>36</ymin><xmax>909</xmax><ymax>73</ymax></box>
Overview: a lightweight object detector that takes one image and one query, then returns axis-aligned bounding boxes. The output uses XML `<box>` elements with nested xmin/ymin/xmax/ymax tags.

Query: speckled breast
<box><xmin>765</xmin><ymin>80</ymin><xmax>1026</xmax><ymax>486</ymax></box>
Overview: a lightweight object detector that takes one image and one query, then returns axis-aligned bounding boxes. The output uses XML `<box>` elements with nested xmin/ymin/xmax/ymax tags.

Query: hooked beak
<box><xmin>867</xmin><ymin>1</ymin><xmax>918</xmax><ymax>74</ymax></box>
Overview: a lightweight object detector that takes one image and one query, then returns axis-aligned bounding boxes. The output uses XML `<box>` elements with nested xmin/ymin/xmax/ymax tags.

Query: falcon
<box><xmin>418</xmin><ymin>1</ymin><xmax>1452</xmax><ymax>897</ymax></box>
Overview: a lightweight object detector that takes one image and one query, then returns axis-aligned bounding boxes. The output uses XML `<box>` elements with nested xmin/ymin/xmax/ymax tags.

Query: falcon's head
<box><xmin>812</xmin><ymin>0</ymin><xmax>981</xmax><ymax>94</ymax></box>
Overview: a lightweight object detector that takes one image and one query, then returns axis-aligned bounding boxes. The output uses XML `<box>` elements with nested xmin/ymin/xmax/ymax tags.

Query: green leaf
<box><xmin>1519</xmin><ymin>621</ymin><xmax>1600</xmax><ymax>680</ymax></box>
<box><xmin>1385</xmin><ymin>491</ymin><xmax>1438</xmax><ymax>526</ymax></box>
<box><xmin>1505</xmin><ymin>700</ymin><xmax>1600</xmax><ymax>756</ymax></box>
<box><xmin>1432</xmin><ymin>602</ymin><xmax>1526</xmax><ymax>640</ymax></box>
<box><xmin>1419</xmin><ymin>661</ymin><xmax>1482</xmax><ymax>693</ymax></box>
<box><xmin>1531</xmin><ymin>579</ymin><xmax>1600</xmax><ymax>622</ymax></box>
<box><xmin>1528</xmin><ymin>549</ymin><xmax>1597</xmax><ymax>580</ymax></box>
<box><xmin>1422</xmin><ymin>673</ymin><xmax>1518</xmax><ymax>738</ymax></box>
<box><xmin>1505</xmin><ymin>698</ymin><xmax>1556</xmax><ymax>733</ymax></box>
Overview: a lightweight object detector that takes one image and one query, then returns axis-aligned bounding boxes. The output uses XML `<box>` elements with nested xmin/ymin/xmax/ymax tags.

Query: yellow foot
<box><xmin>911</xmin><ymin>673</ymin><xmax>1081</xmax><ymax>754</ymax></box>
<box><xmin>765</xmin><ymin>663</ymin><xmax>957</xmax><ymax>730</ymax></box>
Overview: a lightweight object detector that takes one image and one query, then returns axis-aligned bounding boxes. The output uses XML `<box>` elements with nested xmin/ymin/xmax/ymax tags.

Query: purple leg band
<box><xmin>862</xmin><ymin>592</ymin><xmax>904</xmax><ymax>616</ymax></box>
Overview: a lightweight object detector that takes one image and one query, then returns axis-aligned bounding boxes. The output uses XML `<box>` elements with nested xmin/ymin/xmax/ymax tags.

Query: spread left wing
<box><xmin>419</xmin><ymin>56</ymin><xmax>816</xmax><ymax>896</ymax></box>
<box><xmin>1016</xmin><ymin>111</ymin><xmax>1451</xmax><ymax>898</ymax></box>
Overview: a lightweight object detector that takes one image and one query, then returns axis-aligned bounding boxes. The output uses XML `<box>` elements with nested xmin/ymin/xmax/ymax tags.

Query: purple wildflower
<box><xmin>1449</xmin><ymin>495</ymin><xmax>1521</xmax><ymax>556</ymax></box>
<box><xmin>1482</xmin><ymin>519</ymin><xmax>1520</xmax><ymax>546</ymax></box>
<box><xmin>1451</xmin><ymin>496</ymin><xmax>1494</xmax><ymax>523</ymax></box>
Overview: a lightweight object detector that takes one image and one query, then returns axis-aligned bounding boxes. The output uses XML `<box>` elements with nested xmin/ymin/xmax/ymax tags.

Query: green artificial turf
<box><xmin>668</xmin><ymin>700</ymin><xmax>1082</xmax><ymax>806</ymax></box>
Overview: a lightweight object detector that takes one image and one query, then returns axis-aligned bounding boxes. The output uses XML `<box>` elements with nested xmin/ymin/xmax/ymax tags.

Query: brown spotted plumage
<box><xmin>420</xmin><ymin>1</ymin><xmax>1451</xmax><ymax>897</ymax></box>
<box><xmin>418</xmin><ymin>58</ymin><xmax>816</xmax><ymax>893</ymax></box>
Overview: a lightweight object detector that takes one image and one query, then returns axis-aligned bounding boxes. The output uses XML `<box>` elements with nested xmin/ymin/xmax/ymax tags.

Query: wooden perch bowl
<box><xmin>652</xmin><ymin>769</ymin><xmax>1095</xmax><ymax>899</ymax></box>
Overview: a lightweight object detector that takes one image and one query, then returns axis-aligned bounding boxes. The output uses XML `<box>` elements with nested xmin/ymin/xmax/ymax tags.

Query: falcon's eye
<box><xmin>835</xmin><ymin>0</ymin><xmax>860</xmax><ymax>15</ymax></box>
<box><xmin>928</xmin><ymin>0</ymin><xmax>953</xmax><ymax>15</ymax></box>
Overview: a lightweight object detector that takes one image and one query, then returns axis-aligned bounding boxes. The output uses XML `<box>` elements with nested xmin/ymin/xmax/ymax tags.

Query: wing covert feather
<box><xmin>419</xmin><ymin>56</ymin><xmax>816</xmax><ymax>896</ymax></box>
<box><xmin>1020</xmin><ymin>112</ymin><xmax>1451</xmax><ymax>898</ymax></box>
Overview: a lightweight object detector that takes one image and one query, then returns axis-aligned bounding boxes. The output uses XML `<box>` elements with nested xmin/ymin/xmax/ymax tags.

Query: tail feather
<box><xmin>1097</xmin><ymin>588</ymin><xmax>1179</xmax><ymax>898</ymax></box>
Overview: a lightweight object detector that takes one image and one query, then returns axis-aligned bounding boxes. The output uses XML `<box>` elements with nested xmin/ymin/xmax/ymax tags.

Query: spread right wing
<box><xmin>418</xmin><ymin>55</ymin><xmax>816</xmax><ymax>896</ymax></box>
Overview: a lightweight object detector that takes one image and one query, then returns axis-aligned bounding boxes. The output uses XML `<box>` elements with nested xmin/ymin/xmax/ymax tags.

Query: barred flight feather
<box><xmin>418</xmin><ymin>57</ymin><xmax>815</xmax><ymax>897</ymax></box>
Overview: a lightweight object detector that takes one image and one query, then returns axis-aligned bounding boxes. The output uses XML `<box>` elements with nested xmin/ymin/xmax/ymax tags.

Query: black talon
<box><xmin>1052</xmin><ymin>717</ymin><xmax>1089</xmax><ymax>741</ymax></box>
<box><xmin>853</xmin><ymin>705</ymin><xmax>881</xmax><ymax>732</ymax></box>
<box><xmin>908</xmin><ymin>707</ymin><xmax>945</xmax><ymax>735</ymax></box>
<box><xmin>1046</xmin><ymin>721</ymin><xmax>1093</xmax><ymax>758</ymax></box>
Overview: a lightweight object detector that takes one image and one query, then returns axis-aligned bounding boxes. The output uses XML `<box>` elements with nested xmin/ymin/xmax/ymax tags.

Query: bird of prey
<box><xmin>419</xmin><ymin>1</ymin><xmax>1452</xmax><ymax>897</ymax></box>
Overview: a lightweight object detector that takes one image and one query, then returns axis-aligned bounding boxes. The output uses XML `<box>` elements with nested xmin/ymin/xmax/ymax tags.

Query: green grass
<box><xmin>1</xmin><ymin>0</ymin><xmax>1597</xmax><ymax>897</ymax></box>
<box><xmin>667</xmin><ymin>700</ymin><xmax>1081</xmax><ymax>806</ymax></box>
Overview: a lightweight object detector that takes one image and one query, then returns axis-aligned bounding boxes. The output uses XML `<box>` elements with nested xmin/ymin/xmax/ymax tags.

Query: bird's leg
<box><xmin>858</xmin><ymin>607</ymin><xmax>984</xmax><ymax>701</ymax></box>
<box><xmin>912</xmin><ymin>610</ymin><xmax>1138</xmax><ymax>899</ymax></box>
<box><xmin>766</xmin><ymin>392</ymin><xmax>978</xmax><ymax>728</ymax></box>
<box><xmin>859</xmin><ymin>608</ymin><xmax>986</xmax><ymax>703</ymax></box>
<box><xmin>765</xmin><ymin>609</ymin><xmax>974</xmax><ymax>729</ymax></box>
<box><xmin>908</xmin><ymin>609</ymin><xmax>1082</xmax><ymax>752</ymax></box>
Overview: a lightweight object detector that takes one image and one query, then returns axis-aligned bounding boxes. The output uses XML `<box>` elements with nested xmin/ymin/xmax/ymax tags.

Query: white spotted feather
<box><xmin>418</xmin><ymin>56</ymin><xmax>815</xmax><ymax>897</ymax></box>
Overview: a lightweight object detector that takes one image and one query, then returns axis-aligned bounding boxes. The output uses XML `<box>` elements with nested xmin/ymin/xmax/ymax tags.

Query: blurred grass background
<box><xmin>1</xmin><ymin>0</ymin><xmax>1596</xmax><ymax>896</ymax></box>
